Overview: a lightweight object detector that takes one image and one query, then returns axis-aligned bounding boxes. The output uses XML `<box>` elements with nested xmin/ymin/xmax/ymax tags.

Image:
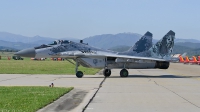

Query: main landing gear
<box><xmin>103</xmin><ymin>68</ymin><xmax>129</xmax><ymax>78</ymax></box>
<box><xmin>120</xmin><ymin>69</ymin><xmax>129</xmax><ymax>77</ymax></box>
<box><xmin>103</xmin><ymin>69</ymin><xmax>111</xmax><ymax>77</ymax></box>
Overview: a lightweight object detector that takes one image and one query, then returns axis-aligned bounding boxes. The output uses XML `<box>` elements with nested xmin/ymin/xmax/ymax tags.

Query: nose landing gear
<box><xmin>75</xmin><ymin>59</ymin><xmax>84</xmax><ymax>78</ymax></box>
<box><xmin>76</xmin><ymin>71</ymin><xmax>84</xmax><ymax>78</ymax></box>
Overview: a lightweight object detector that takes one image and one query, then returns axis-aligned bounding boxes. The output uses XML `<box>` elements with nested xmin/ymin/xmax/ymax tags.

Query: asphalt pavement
<box><xmin>1</xmin><ymin>63</ymin><xmax>200</xmax><ymax>112</ymax></box>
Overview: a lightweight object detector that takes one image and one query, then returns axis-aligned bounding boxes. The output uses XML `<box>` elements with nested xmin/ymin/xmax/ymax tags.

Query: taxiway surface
<box><xmin>1</xmin><ymin>63</ymin><xmax>200</xmax><ymax>112</ymax></box>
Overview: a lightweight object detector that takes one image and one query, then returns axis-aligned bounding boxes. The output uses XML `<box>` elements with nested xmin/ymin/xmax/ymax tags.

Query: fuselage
<box><xmin>35</xmin><ymin>40</ymin><xmax>159</xmax><ymax>69</ymax></box>
<box><xmin>15</xmin><ymin>40</ymin><xmax>169</xmax><ymax>70</ymax></box>
<box><xmin>35</xmin><ymin>40</ymin><xmax>117</xmax><ymax>58</ymax></box>
<box><xmin>15</xmin><ymin>30</ymin><xmax>175</xmax><ymax>78</ymax></box>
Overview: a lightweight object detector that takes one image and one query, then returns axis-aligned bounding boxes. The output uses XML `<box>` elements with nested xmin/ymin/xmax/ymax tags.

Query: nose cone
<box><xmin>15</xmin><ymin>48</ymin><xmax>36</xmax><ymax>57</ymax></box>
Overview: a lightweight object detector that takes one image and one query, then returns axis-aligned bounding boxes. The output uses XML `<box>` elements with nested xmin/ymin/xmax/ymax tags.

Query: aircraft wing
<box><xmin>73</xmin><ymin>52</ymin><xmax>167</xmax><ymax>62</ymax></box>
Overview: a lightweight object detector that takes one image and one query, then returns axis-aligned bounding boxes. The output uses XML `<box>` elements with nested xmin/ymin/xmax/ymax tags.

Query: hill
<box><xmin>0</xmin><ymin>32</ymin><xmax>80</xmax><ymax>49</ymax></box>
<box><xmin>175</xmin><ymin>42</ymin><xmax>200</xmax><ymax>49</ymax></box>
<box><xmin>83</xmin><ymin>33</ymin><xmax>142</xmax><ymax>49</ymax></box>
<box><xmin>0</xmin><ymin>40</ymin><xmax>38</xmax><ymax>50</ymax></box>
<box><xmin>175</xmin><ymin>38</ymin><xmax>200</xmax><ymax>43</ymax></box>
<box><xmin>109</xmin><ymin>45</ymin><xmax>200</xmax><ymax>56</ymax></box>
<box><xmin>0</xmin><ymin>32</ymin><xmax>55</xmax><ymax>43</ymax></box>
<box><xmin>172</xmin><ymin>45</ymin><xmax>200</xmax><ymax>56</ymax></box>
<box><xmin>0</xmin><ymin>32</ymin><xmax>200</xmax><ymax>54</ymax></box>
<box><xmin>0</xmin><ymin>46</ymin><xmax>18</xmax><ymax>51</ymax></box>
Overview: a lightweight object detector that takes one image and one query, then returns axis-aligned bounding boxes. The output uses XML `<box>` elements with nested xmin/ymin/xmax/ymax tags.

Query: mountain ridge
<box><xmin>0</xmin><ymin>32</ymin><xmax>200</xmax><ymax>51</ymax></box>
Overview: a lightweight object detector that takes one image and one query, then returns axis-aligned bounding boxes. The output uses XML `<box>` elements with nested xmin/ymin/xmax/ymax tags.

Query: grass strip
<box><xmin>0</xmin><ymin>86</ymin><xmax>73</xmax><ymax>112</ymax></box>
<box><xmin>0</xmin><ymin>59</ymin><xmax>100</xmax><ymax>75</ymax></box>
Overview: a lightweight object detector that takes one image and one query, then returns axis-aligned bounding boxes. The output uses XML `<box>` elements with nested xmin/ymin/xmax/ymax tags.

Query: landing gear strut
<box><xmin>120</xmin><ymin>69</ymin><xmax>129</xmax><ymax>77</ymax></box>
<box><xmin>103</xmin><ymin>69</ymin><xmax>111</xmax><ymax>77</ymax></box>
<box><xmin>75</xmin><ymin>59</ymin><xmax>84</xmax><ymax>78</ymax></box>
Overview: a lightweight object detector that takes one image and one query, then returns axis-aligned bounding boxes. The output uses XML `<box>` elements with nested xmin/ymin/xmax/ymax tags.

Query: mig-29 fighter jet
<box><xmin>15</xmin><ymin>30</ymin><xmax>175</xmax><ymax>78</ymax></box>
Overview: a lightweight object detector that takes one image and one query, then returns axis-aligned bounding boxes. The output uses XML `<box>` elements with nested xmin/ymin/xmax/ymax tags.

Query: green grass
<box><xmin>0</xmin><ymin>59</ymin><xmax>100</xmax><ymax>74</ymax></box>
<box><xmin>0</xmin><ymin>86</ymin><xmax>73</xmax><ymax>112</ymax></box>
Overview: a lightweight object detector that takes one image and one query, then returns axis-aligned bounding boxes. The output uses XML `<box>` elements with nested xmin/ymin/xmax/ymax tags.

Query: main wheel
<box><xmin>120</xmin><ymin>69</ymin><xmax>129</xmax><ymax>77</ymax></box>
<box><xmin>103</xmin><ymin>69</ymin><xmax>111</xmax><ymax>77</ymax></box>
<box><xmin>160</xmin><ymin>62</ymin><xmax>170</xmax><ymax>69</ymax></box>
<box><xmin>76</xmin><ymin>71</ymin><xmax>84</xmax><ymax>78</ymax></box>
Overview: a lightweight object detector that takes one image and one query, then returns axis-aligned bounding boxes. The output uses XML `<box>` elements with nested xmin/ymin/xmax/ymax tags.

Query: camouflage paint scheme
<box><xmin>15</xmin><ymin>30</ymin><xmax>175</xmax><ymax>71</ymax></box>
<box><xmin>150</xmin><ymin>31</ymin><xmax>175</xmax><ymax>60</ymax></box>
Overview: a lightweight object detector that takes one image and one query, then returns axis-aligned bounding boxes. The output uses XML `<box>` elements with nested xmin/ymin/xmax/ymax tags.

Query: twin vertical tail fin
<box><xmin>131</xmin><ymin>31</ymin><xmax>152</xmax><ymax>53</ymax></box>
<box><xmin>149</xmin><ymin>30</ymin><xmax>175</xmax><ymax>60</ymax></box>
<box><xmin>120</xmin><ymin>31</ymin><xmax>152</xmax><ymax>55</ymax></box>
<box><xmin>119</xmin><ymin>30</ymin><xmax>175</xmax><ymax>60</ymax></box>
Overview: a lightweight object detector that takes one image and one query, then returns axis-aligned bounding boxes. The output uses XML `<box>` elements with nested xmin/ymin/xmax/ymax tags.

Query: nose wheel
<box><xmin>103</xmin><ymin>69</ymin><xmax>111</xmax><ymax>77</ymax></box>
<box><xmin>120</xmin><ymin>69</ymin><xmax>129</xmax><ymax>77</ymax></box>
<box><xmin>76</xmin><ymin>71</ymin><xmax>84</xmax><ymax>78</ymax></box>
<box><xmin>75</xmin><ymin>59</ymin><xmax>84</xmax><ymax>78</ymax></box>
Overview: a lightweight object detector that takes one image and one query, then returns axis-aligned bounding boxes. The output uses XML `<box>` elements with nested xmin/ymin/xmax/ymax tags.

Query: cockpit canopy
<box><xmin>48</xmin><ymin>40</ymin><xmax>60</xmax><ymax>45</ymax></box>
<box><xmin>35</xmin><ymin>40</ymin><xmax>71</xmax><ymax>49</ymax></box>
<box><xmin>48</xmin><ymin>40</ymin><xmax>70</xmax><ymax>45</ymax></box>
<box><xmin>62</xmin><ymin>40</ymin><xmax>70</xmax><ymax>44</ymax></box>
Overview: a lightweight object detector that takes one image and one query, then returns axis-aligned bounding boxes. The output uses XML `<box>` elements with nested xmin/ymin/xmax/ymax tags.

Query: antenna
<box><xmin>80</xmin><ymin>40</ymin><xmax>83</xmax><ymax>43</ymax></box>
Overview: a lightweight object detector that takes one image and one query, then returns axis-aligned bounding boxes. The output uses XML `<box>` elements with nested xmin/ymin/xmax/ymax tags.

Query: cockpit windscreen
<box><xmin>34</xmin><ymin>40</ymin><xmax>70</xmax><ymax>49</ymax></box>
<box><xmin>48</xmin><ymin>40</ymin><xmax>59</xmax><ymax>45</ymax></box>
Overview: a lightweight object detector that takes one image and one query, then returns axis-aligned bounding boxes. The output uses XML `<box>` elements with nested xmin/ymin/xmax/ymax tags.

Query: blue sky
<box><xmin>0</xmin><ymin>0</ymin><xmax>200</xmax><ymax>39</ymax></box>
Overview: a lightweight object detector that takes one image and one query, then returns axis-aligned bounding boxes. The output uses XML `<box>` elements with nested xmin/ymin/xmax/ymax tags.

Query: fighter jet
<box><xmin>15</xmin><ymin>30</ymin><xmax>175</xmax><ymax>78</ymax></box>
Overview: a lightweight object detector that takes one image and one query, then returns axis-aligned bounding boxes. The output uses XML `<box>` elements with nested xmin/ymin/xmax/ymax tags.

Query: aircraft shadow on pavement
<box><xmin>59</xmin><ymin>75</ymin><xmax>200</xmax><ymax>79</ymax></box>
<box><xmin>109</xmin><ymin>75</ymin><xmax>200</xmax><ymax>78</ymax></box>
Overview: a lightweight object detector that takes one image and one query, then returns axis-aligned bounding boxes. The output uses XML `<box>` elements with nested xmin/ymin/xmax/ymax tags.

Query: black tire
<box><xmin>76</xmin><ymin>71</ymin><xmax>84</xmax><ymax>78</ymax></box>
<box><xmin>103</xmin><ymin>69</ymin><xmax>111</xmax><ymax>77</ymax></box>
<box><xmin>160</xmin><ymin>62</ymin><xmax>170</xmax><ymax>69</ymax></box>
<box><xmin>120</xmin><ymin>69</ymin><xmax>129</xmax><ymax>77</ymax></box>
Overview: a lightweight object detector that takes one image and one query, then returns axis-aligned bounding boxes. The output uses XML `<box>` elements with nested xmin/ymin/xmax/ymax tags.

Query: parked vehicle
<box><xmin>12</xmin><ymin>56</ymin><xmax>24</xmax><ymax>60</ymax></box>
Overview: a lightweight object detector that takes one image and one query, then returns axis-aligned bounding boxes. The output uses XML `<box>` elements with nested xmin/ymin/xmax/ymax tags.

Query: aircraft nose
<box><xmin>15</xmin><ymin>48</ymin><xmax>36</xmax><ymax>57</ymax></box>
